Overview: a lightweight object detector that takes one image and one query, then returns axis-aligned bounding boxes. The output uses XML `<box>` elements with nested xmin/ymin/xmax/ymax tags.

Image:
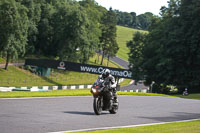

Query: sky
<box><xmin>95</xmin><ymin>0</ymin><xmax>169</xmax><ymax>15</ymax></box>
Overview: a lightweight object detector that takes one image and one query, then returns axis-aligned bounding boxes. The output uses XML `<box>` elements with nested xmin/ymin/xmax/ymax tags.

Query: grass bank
<box><xmin>76</xmin><ymin>120</ymin><xmax>200</xmax><ymax>133</ymax></box>
<box><xmin>116</xmin><ymin>26</ymin><xmax>147</xmax><ymax>61</ymax></box>
<box><xmin>172</xmin><ymin>93</ymin><xmax>200</xmax><ymax>100</ymax></box>
<box><xmin>0</xmin><ymin>66</ymin><xmax>98</xmax><ymax>87</ymax></box>
<box><xmin>0</xmin><ymin>89</ymin><xmax>91</xmax><ymax>98</ymax></box>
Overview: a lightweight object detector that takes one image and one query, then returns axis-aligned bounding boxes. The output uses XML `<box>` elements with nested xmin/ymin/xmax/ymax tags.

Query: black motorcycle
<box><xmin>91</xmin><ymin>80</ymin><xmax>119</xmax><ymax>115</ymax></box>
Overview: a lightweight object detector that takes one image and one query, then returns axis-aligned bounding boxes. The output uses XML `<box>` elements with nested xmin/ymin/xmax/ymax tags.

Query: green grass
<box><xmin>0</xmin><ymin>89</ymin><xmax>91</xmax><ymax>98</ymax></box>
<box><xmin>172</xmin><ymin>93</ymin><xmax>200</xmax><ymax>100</ymax></box>
<box><xmin>120</xmin><ymin>79</ymin><xmax>132</xmax><ymax>87</ymax></box>
<box><xmin>116</xmin><ymin>26</ymin><xmax>148</xmax><ymax>61</ymax></box>
<box><xmin>0</xmin><ymin>57</ymin><xmax>5</xmax><ymax>63</ymax></box>
<box><xmin>0</xmin><ymin>90</ymin><xmax>171</xmax><ymax>98</ymax></box>
<box><xmin>0</xmin><ymin>66</ymin><xmax>98</xmax><ymax>87</ymax></box>
<box><xmin>76</xmin><ymin>120</ymin><xmax>200</xmax><ymax>133</ymax></box>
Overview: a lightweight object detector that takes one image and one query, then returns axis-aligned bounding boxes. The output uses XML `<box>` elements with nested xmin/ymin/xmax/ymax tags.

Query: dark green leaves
<box><xmin>128</xmin><ymin>0</ymin><xmax>200</xmax><ymax>93</ymax></box>
<box><xmin>0</xmin><ymin>0</ymin><xmax>29</xmax><ymax>70</ymax></box>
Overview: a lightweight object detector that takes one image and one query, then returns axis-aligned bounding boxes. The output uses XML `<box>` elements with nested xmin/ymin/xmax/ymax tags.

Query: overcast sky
<box><xmin>95</xmin><ymin>0</ymin><xmax>169</xmax><ymax>15</ymax></box>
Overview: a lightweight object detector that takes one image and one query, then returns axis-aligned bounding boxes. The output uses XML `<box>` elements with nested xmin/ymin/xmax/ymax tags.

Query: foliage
<box><xmin>0</xmin><ymin>0</ymin><xmax>29</xmax><ymax>70</ymax></box>
<box><xmin>100</xmin><ymin>8</ymin><xmax>119</xmax><ymax>65</ymax></box>
<box><xmin>137</xmin><ymin>12</ymin><xmax>155</xmax><ymax>30</ymax></box>
<box><xmin>114</xmin><ymin>10</ymin><xmax>156</xmax><ymax>30</ymax></box>
<box><xmin>20</xmin><ymin>0</ymin><xmax>42</xmax><ymax>54</ymax></box>
<box><xmin>79</xmin><ymin>0</ymin><xmax>103</xmax><ymax>63</ymax></box>
<box><xmin>0</xmin><ymin>0</ymin><xmax>115</xmax><ymax>67</ymax></box>
<box><xmin>0</xmin><ymin>0</ymin><xmax>154</xmax><ymax>71</ymax></box>
<box><xmin>127</xmin><ymin>32</ymin><xmax>147</xmax><ymax>82</ymax></box>
<box><xmin>127</xmin><ymin>0</ymin><xmax>200</xmax><ymax>93</ymax></box>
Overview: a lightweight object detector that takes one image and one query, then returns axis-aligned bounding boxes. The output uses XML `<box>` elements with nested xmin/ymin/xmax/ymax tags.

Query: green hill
<box><xmin>116</xmin><ymin>25</ymin><xmax>147</xmax><ymax>61</ymax></box>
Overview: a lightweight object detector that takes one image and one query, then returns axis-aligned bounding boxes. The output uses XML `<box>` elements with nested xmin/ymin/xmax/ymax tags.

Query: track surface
<box><xmin>110</xmin><ymin>56</ymin><xmax>129</xmax><ymax>69</ymax></box>
<box><xmin>0</xmin><ymin>96</ymin><xmax>200</xmax><ymax>133</ymax></box>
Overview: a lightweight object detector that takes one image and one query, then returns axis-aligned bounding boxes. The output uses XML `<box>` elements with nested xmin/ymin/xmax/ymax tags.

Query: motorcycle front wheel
<box><xmin>109</xmin><ymin>102</ymin><xmax>119</xmax><ymax>114</ymax></box>
<box><xmin>93</xmin><ymin>97</ymin><xmax>102</xmax><ymax>115</ymax></box>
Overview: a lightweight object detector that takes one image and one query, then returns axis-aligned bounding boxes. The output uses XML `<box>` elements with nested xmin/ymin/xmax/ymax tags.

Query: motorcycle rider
<box><xmin>97</xmin><ymin>69</ymin><xmax>118</xmax><ymax>103</ymax></box>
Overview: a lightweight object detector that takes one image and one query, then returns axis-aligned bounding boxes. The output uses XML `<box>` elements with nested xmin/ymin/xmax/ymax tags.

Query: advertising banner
<box><xmin>25</xmin><ymin>59</ymin><xmax>132</xmax><ymax>79</ymax></box>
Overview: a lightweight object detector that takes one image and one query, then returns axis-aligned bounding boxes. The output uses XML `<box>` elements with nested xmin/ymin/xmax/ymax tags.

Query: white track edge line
<box><xmin>49</xmin><ymin>118</ymin><xmax>200</xmax><ymax>133</ymax></box>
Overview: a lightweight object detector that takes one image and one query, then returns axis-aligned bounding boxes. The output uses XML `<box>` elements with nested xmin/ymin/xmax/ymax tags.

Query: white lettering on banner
<box><xmin>80</xmin><ymin>66</ymin><xmax>97</xmax><ymax>73</ymax></box>
<box><xmin>98</xmin><ymin>67</ymin><xmax>104</xmax><ymax>73</ymax></box>
<box><xmin>80</xmin><ymin>66</ymin><xmax>132</xmax><ymax>78</ymax></box>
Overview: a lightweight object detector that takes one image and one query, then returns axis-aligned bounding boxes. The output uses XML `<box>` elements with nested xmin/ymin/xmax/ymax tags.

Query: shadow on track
<box><xmin>63</xmin><ymin>111</ymin><xmax>108</xmax><ymax>116</ymax></box>
<box><xmin>139</xmin><ymin>112</ymin><xmax>200</xmax><ymax>122</ymax></box>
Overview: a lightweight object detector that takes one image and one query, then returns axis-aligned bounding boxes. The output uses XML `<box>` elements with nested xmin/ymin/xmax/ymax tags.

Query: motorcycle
<box><xmin>182</xmin><ymin>90</ymin><xmax>189</xmax><ymax>96</ymax></box>
<box><xmin>182</xmin><ymin>88</ymin><xmax>189</xmax><ymax>96</ymax></box>
<box><xmin>91</xmin><ymin>79</ymin><xmax>119</xmax><ymax>115</ymax></box>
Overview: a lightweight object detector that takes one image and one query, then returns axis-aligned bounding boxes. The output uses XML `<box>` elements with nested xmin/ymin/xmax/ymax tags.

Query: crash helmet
<box><xmin>102</xmin><ymin>69</ymin><xmax>110</xmax><ymax>78</ymax></box>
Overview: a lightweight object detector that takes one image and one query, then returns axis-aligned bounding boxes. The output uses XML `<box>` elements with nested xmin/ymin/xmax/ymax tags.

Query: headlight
<box><xmin>92</xmin><ymin>88</ymin><xmax>97</xmax><ymax>93</ymax></box>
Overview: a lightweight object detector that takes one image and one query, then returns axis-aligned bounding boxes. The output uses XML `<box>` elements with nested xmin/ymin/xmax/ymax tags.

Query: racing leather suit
<box><xmin>97</xmin><ymin>74</ymin><xmax>117</xmax><ymax>99</ymax></box>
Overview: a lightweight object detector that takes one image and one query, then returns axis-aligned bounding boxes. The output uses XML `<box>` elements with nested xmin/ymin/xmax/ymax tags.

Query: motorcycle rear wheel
<box><xmin>93</xmin><ymin>97</ymin><xmax>102</xmax><ymax>115</ymax></box>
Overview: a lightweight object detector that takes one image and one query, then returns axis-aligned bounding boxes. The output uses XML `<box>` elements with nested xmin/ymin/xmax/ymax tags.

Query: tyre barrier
<box><xmin>0</xmin><ymin>86</ymin><xmax>147</xmax><ymax>93</ymax></box>
<box><xmin>0</xmin><ymin>79</ymin><xmax>125</xmax><ymax>92</ymax></box>
<box><xmin>120</xmin><ymin>89</ymin><xmax>148</xmax><ymax>93</ymax></box>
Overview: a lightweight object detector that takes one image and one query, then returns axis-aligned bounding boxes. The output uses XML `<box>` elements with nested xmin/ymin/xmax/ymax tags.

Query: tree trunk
<box><xmin>97</xmin><ymin>49</ymin><xmax>101</xmax><ymax>63</ymax></box>
<box><xmin>5</xmin><ymin>52</ymin><xmax>10</xmax><ymax>70</ymax></box>
<box><xmin>97</xmin><ymin>53</ymin><xmax>99</xmax><ymax>63</ymax></box>
<box><xmin>100</xmin><ymin>51</ymin><xmax>104</xmax><ymax>65</ymax></box>
<box><xmin>107</xmin><ymin>55</ymin><xmax>110</xmax><ymax>66</ymax></box>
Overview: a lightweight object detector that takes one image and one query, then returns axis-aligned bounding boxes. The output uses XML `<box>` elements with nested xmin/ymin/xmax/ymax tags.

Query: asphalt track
<box><xmin>0</xmin><ymin>96</ymin><xmax>200</xmax><ymax>133</ymax></box>
<box><xmin>110</xmin><ymin>56</ymin><xmax>129</xmax><ymax>69</ymax></box>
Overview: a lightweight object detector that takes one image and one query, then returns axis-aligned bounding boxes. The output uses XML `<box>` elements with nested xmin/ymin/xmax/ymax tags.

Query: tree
<box><xmin>100</xmin><ymin>8</ymin><xmax>119</xmax><ymax>65</ymax></box>
<box><xmin>128</xmin><ymin>0</ymin><xmax>200</xmax><ymax>93</ymax></box>
<box><xmin>35</xmin><ymin>1</ymin><xmax>55</xmax><ymax>57</ymax></box>
<box><xmin>79</xmin><ymin>0</ymin><xmax>103</xmax><ymax>63</ymax></box>
<box><xmin>20</xmin><ymin>0</ymin><xmax>42</xmax><ymax>55</ymax></box>
<box><xmin>137</xmin><ymin>12</ymin><xmax>154</xmax><ymax>30</ymax></box>
<box><xmin>127</xmin><ymin>32</ymin><xmax>146</xmax><ymax>82</ymax></box>
<box><xmin>32</xmin><ymin>0</ymin><xmax>104</xmax><ymax>64</ymax></box>
<box><xmin>114</xmin><ymin>10</ymin><xmax>155</xmax><ymax>30</ymax></box>
<box><xmin>0</xmin><ymin>0</ymin><xmax>29</xmax><ymax>70</ymax></box>
<box><xmin>130</xmin><ymin>12</ymin><xmax>138</xmax><ymax>28</ymax></box>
